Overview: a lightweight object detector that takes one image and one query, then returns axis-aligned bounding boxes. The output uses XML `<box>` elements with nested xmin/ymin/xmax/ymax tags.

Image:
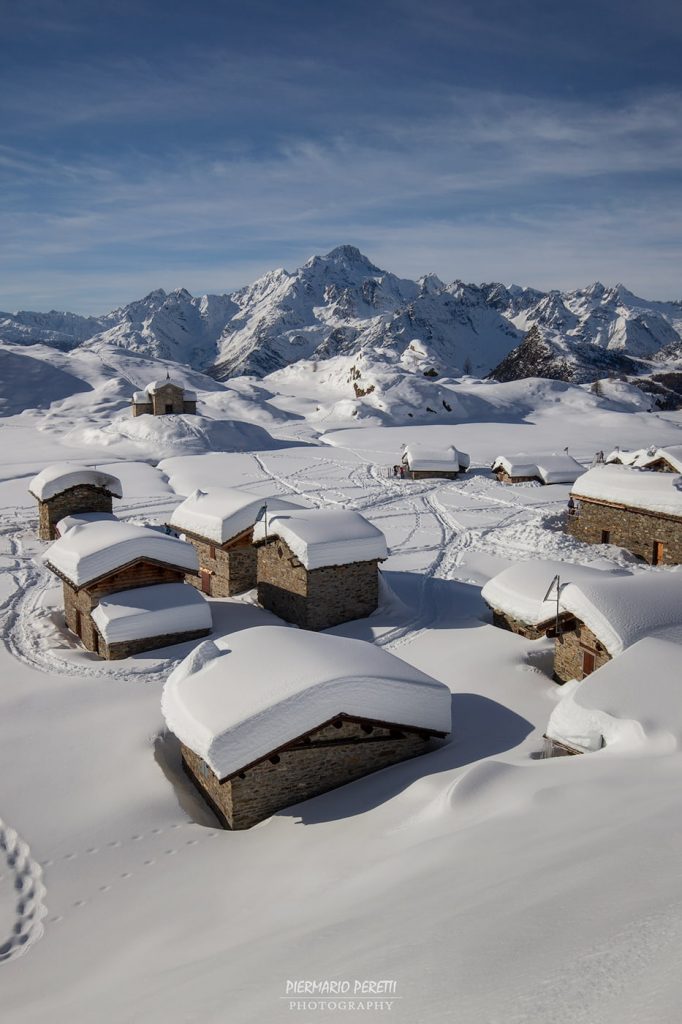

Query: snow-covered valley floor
<box><xmin>3</xmin><ymin>354</ymin><xmax>682</xmax><ymax>1023</ymax></box>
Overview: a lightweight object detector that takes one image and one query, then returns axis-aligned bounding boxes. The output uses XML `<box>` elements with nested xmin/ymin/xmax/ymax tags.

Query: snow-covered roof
<box><xmin>29</xmin><ymin>462</ymin><xmax>123</xmax><ymax>502</ymax></box>
<box><xmin>481</xmin><ymin>559</ymin><xmax>631</xmax><ymax>626</ymax></box>
<box><xmin>638</xmin><ymin>446</ymin><xmax>682</xmax><ymax>474</ymax></box>
<box><xmin>161</xmin><ymin>626</ymin><xmax>452</xmax><ymax>778</ymax></box>
<box><xmin>546</xmin><ymin>636</ymin><xmax>682</xmax><ymax>753</ymax></box>
<box><xmin>170</xmin><ymin>488</ymin><xmax>300</xmax><ymax>545</ymax></box>
<box><xmin>43</xmin><ymin>519</ymin><xmax>199</xmax><ymax>587</ymax></box>
<box><xmin>558</xmin><ymin>568</ymin><xmax>682</xmax><ymax>657</ymax></box>
<box><xmin>491</xmin><ymin>453</ymin><xmax>584</xmax><ymax>484</ymax></box>
<box><xmin>402</xmin><ymin>444</ymin><xmax>470</xmax><ymax>472</ymax></box>
<box><xmin>91</xmin><ymin>582</ymin><xmax>211</xmax><ymax>645</ymax></box>
<box><xmin>252</xmin><ymin>507</ymin><xmax>387</xmax><ymax>570</ymax></box>
<box><xmin>56</xmin><ymin>511</ymin><xmax>119</xmax><ymax>536</ymax></box>
<box><xmin>605</xmin><ymin>448</ymin><xmax>642</xmax><ymax>466</ymax></box>
<box><xmin>132</xmin><ymin>380</ymin><xmax>197</xmax><ymax>402</ymax></box>
<box><xmin>572</xmin><ymin>465</ymin><xmax>682</xmax><ymax>517</ymax></box>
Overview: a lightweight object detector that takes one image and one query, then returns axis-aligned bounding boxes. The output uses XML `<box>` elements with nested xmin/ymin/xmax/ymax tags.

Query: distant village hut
<box><xmin>169</xmin><ymin>488</ymin><xmax>299</xmax><ymax>597</ymax></box>
<box><xmin>545</xmin><ymin>636</ymin><xmax>681</xmax><ymax>757</ymax></box>
<box><xmin>43</xmin><ymin>520</ymin><xmax>210</xmax><ymax>658</ymax></box>
<box><xmin>567</xmin><ymin>465</ymin><xmax>682</xmax><ymax>565</ymax></box>
<box><xmin>162</xmin><ymin>627</ymin><xmax>452</xmax><ymax>829</ymax></box>
<box><xmin>491</xmin><ymin>453</ymin><xmax>584</xmax><ymax>486</ymax></box>
<box><xmin>401</xmin><ymin>444</ymin><xmax>469</xmax><ymax>480</ymax></box>
<box><xmin>637</xmin><ymin>446</ymin><xmax>682</xmax><ymax>474</ymax></box>
<box><xmin>29</xmin><ymin>463</ymin><xmax>123</xmax><ymax>541</ymax></box>
<box><xmin>480</xmin><ymin>559</ymin><xmax>630</xmax><ymax>640</ymax></box>
<box><xmin>131</xmin><ymin>376</ymin><xmax>197</xmax><ymax>417</ymax></box>
<box><xmin>551</xmin><ymin>569</ymin><xmax>682</xmax><ymax>684</ymax></box>
<box><xmin>253</xmin><ymin>507</ymin><xmax>388</xmax><ymax>631</ymax></box>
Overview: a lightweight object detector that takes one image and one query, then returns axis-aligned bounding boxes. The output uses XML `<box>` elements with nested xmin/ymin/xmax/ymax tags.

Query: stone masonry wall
<box><xmin>181</xmin><ymin>717</ymin><xmax>437</xmax><ymax>829</ymax></box>
<box><xmin>256</xmin><ymin>537</ymin><xmax>379</xmax><ymax>630</ymax></box>
<box><xmin>150</xmin><ymin>384</ymin><xmax>186</xmax><ymax>415</ymax></box>
<box><xmin>183</xmin><ymin>530</ymin><xmax>257</xmax><ymax>597</ymax></box>
<box><xmin>491</xmin><ymin>609</ymin><xmax>552</xmax><ymax>640</ymax></box>
<box><xmin>102</xmin><ymin>626</ymin><xmax>210</xmax><ymax>660</ymax></box>
<box><xmin>553</xmin><ymin>621</ymin><xmax>611</xmax><ymax>684</ymax></box>
<box><xmin>494</xmin><ymin>469</ymin><xmax>541</xmax><ymax>485</ymax></box>
<box><xmin>567</xmin><ymin>498</ymin><xmax>682</xmax><ymax>564</ymax></box>
<box><xmin>61</xmin><ymin>562</ymin><xmax>188</xmax><ymax>654</ymax></box>
<box><xmin>409</xmin><ymin>469</ymin><xmax>459</xmax><ymax>480</ymax></box>
<box><xmin>38</xmin><ymin>485</ymin><xmax>114</xmax><ymax>540</ymax></box>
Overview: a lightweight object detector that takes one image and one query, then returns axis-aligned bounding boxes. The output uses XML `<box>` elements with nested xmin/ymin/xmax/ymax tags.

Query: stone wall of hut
<box><xmin>38</xmin><ymin>485</ymin><xmax>114</xmax><ymax>540</ymax></box>
<box><xmin>182</xmin><ymin>717</ymin><xmax>436</xmax><ymax>829</ymax></box>
<box><xmin>553</xmin><ymin>621</ymin><xmax>611</xmax><ymax>684</ymax></box>
<box><xmin>101</xmin><ymin>626</ymin><xmax>210</xmax><ymax>661</ymax></box>
<box><xmin>256</xmin><ymin>537</ymin><xmax>379</xmax><ymax>630</ymax></box>
<box><xmin>491</xmin><ymin>609</ymin><xmax>553</xmax><ymax>640</ymax></box>
<box><xmin>493</xmin><ymin>469</ymin><xmax>540</xmax><ymax>485</ymax></box>
<box><xmin>567</xmin><ymin>498</ymin><xmax>682</xmax><ymax>564</ymax></box>
<box><xmin>408</xmin><ymin>469</ymin><xmax>459</xmax><ymax>480</ymax></box>
<box><xmin>183</xmin><ymin>530</ymin><xmax>257</xmax><ymax>597</ymax></box>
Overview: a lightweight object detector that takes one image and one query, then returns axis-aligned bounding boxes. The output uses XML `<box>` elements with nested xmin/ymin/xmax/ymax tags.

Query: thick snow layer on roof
<box><xmin>29</xmin><ymin>462</ymin><xmax>123</xmax><ymax>501</ymax></box>
<box><xmin>170</xmin><ymin>487</ymin><xmax>300</xmax><ymax>545</ymax></box>
<box><xmin>56</xmin><ymin>511</ymin><xmax>119</xmax><ymax>535</ymax></box>
<box><xmin>403</xmin><ymin>444</ymin><xmax>469</xmax><ymax>472</ymax></box>
<box><xmin>481</xmin><ymin>559</ymin><xmax>631</xmax><ymax>626</ymax></box>
<box><xmin>91</xmin><ymin>582</ymin><xmax>211</xmax><ymax>644</ymax></box>
<box><xmin>43</xmin><ymin>519</ymin><xmax>198</xmax><ymax>587</ymax></box>
<box><xmin>491</xmin><ymin>453</ymin><xmax>583</xmax><ymax>483</ymax></box>
<box><xmin>572</xmin><ymin>465</ymin><xmax>682</xmax><ymax>516</ymax></box>
<box><xmin>638</xmin><ymin>446</ymin><xmax>682</xmax><ymax>473</ymax></box>
<box><xmin>558</xmin><ymin>568</ymin><xmax>682</xmax><ymax>657</ymax></box>
<box><xmin>605</xmin><ymin>448</ymin><xmax>642</xmax><ymax>466</ymax></box>
<box><xmin>253</xmin><ymin>507</ymin><xmax>387</xmax><ymax>570</ymax></box>
<box><xmin>162</xmin><ymin>626</ymin><xmax>452</xmax><ymax>778</ymax></box>
<box><xmin>132</xmin><ymin>380</ymin><xmax>197</xmax><ymax>402</ymax></box>
<box><xmin>546</xmin><ymin>637</ymin><xmax>682</xmax><ymax>753</ymax></box>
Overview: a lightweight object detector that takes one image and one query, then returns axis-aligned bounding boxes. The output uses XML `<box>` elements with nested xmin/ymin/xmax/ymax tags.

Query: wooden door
<box><xmin>200</xmin><ymin>569</ymin><xmax>211</xmax><ymax>596</ymax></box>
<box><xmin>653</xmin><ymin>541</ymin><xmax>664</xmax><ymax>566</ymax></box>
<box><xmin>601</xmin><ymin>530</ymin><xmax>610</xmax><ymax>544</ymax></box>
<box><xmin>582</xmin><ymin>650</ymin><xmax>595</xmax><ymax>677</ymax></box>
<box><xmin>74</xmin><ymin>610</ymin><xmax>82</xmax><ymax>638</ymax></box>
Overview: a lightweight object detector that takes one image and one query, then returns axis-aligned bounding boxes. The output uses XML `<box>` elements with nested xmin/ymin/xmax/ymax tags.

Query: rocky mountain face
<box><xmin>2</xmin><ymin>247</ymin><xmax>681</xmax><ymax>385</ymax></box>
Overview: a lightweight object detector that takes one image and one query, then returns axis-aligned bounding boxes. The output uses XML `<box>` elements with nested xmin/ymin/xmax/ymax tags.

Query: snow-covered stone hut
<box><xmin>401</xmin><ymin>444</ymin><xmax>469</xmax><ymax>480</ymax></box>
<box><xmin>567</xmin><ymin>465</ymin><xmax>682</xmax><ymax>565</ymax></box>
<box><xmin>545</xmin><ymin>636</ymin><xmax>682</xmax><ymax>756</ymax></box>
<box><xmin>169</xmin><ymin>488</ymin><xmax>299</xmax><ymax>597</ymax></box>
<box><xmin>491</xmin><ymin>453</ymin><xmax>584</xmax><ymax>486</ymax></box>
<box><xmin>131</xmin><ymin>377</ymin><xmax>197</xmax><ymax>417</ymax></box>
<box><xmin>29</xmin><ymin>462</ymin><xmax>123</xmax><ymax>541</ymax></box>
<box><xmin>481</xmin><ymin>559</ymin><xmax>630</xmax><ymax>639</ymax></box>
<box><xmin>43</xmin><ymin>520</ymin><xmax>210</xmax><ymax>658</ymax></box>
<box><xmin>162</xmin><ymin>627</ymin><xmax>452</xmax><ymax>829</ymax></box>
<box><xmin>253</xmin><ymin>508</ymin><xmax>388</xmax><ymax>631</ymax></box>
<box><xmin>552</xmin><ymin>569</ymin><xmax>682</xmax><ymax>684</ymax></box>
<box><xmin>637</xmin><ymin>446</ymin><xmax>682</xmax><ymax>474</ymax></box>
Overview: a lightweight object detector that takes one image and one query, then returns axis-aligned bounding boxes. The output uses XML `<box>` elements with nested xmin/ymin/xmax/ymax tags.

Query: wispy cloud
<box><xmin>1</xmin><ymin>87</ymin><xmax>681</xmax><ymax>310</ymax></box>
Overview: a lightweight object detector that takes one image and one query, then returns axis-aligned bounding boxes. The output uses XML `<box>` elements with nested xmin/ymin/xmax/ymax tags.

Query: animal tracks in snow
<box><xmin>0</xmin><ymin>818</ymin><xmax>47</xmax><ymax>964</ymax></box>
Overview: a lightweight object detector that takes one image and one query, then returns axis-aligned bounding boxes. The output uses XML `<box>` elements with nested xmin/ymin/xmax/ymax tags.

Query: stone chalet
<box><xmin>491</xmin><ymin>453</ymin><xmax>584</xmax><ymax>486</ymax></box>
<box><xmin>43</xmin><ymin>520</ymin><xmax>211</xmax><ymax>659</ymax></box>
<box><xmin>29</xmin><ymin>463</ymin><xmax>122</xmax><ymax>541</ymax></box>
<box><xmin>131</xmin><ymin>377</ymin><xmax>197</xmax><ymax>417</ymax></box>
<box><xmin>169</xmin><ymin>488</ymin><xmax>299</xmax><ymax>597</ymax></box>
<box><xmin>545</xmin><ymin>636</ymin><xmax>682</xmax><ymax>756</ymax></box>
<box><xmin>252</xmin><ymin>507</ymin><xmax>388</xmax><ymax>631</ymax></box>
<box><xmin>401</xmin><ymin>444</ymin><xmax>470</xmax><ymax>480</ymax></box>
<box><xmin>606</xmin><ymin>446</ymin><xmax>682</xmax><ymax>474</ymax></box>
<box><xmin>481</xmin><ymin>558</ymin><xmax>631</xmax><ymax>639</ymax></box>
<box><xmin>551</xmin><ymin>568</ymin><xmax>682</xmax><ymax>684</ymax></box>
<box><xmin>161</xmin><ymin>626</ymin><xmax>452</xmax><ymax>829</ymax></box>
<box><xmin>567</xmin><ymin>465</ymin><xmax>682</xmax><ymax>565</ymax></box>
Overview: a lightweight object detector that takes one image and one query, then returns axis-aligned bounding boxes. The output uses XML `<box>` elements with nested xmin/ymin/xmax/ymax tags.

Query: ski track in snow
<box><xmin>0</xmin><ymin>819</ymin><xmax>47</xmax><ymax>964</ymax></box>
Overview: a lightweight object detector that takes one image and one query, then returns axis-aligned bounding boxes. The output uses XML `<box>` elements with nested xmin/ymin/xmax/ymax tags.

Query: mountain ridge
<box><xmin>2</xmin><ymin>245</ymin><xmax>681</xmax><ymax>384</ymax></box>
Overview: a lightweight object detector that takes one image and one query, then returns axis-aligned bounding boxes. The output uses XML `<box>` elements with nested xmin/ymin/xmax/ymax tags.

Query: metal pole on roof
<box><xmin>543</xmin><ymin>574</ymin><xmax>566</xmax><ymax>640</ymax></box>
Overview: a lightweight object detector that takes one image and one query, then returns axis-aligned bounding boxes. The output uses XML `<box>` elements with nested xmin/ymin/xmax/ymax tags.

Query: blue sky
<box><xmin>1</xmin><ymin>0</ymin><xmax>681</xmax><ymax>312</ymax></box>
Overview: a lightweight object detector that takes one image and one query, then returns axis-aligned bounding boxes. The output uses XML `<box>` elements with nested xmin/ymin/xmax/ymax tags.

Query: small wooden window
<box><xmin>208</xmin><ymin>545</ymin><xmax>216</xmax><ymax>560</ymax></box>
<box><xmin>165</xmin><ymin>403</ymin><xmax>173</xmax><ymax>414</ymax></box>
<box><xmin>269</xmin><ymin>754</ymin><xmax>280</xmax><ymax>765</ymax></box>
<box><xmin>74</xmin><ymin>610</ymin><xmax>82</xmax><ymax>638</ymax></box>
<box><xmin>582</xmin><ymin>650</ymin><xmax>596</xmax><ymax>676</ymax></box>
<box><xmin>601</xmin><ymin>530</ymin><xmax>610</xmax><ymax>544</ymax></box>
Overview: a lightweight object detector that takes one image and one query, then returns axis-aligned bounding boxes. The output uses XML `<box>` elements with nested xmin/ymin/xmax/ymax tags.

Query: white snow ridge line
<box><xmin>0</xmin><ymin>817</ymin><xmax>48</xmax><ymax>963</ymax></box>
